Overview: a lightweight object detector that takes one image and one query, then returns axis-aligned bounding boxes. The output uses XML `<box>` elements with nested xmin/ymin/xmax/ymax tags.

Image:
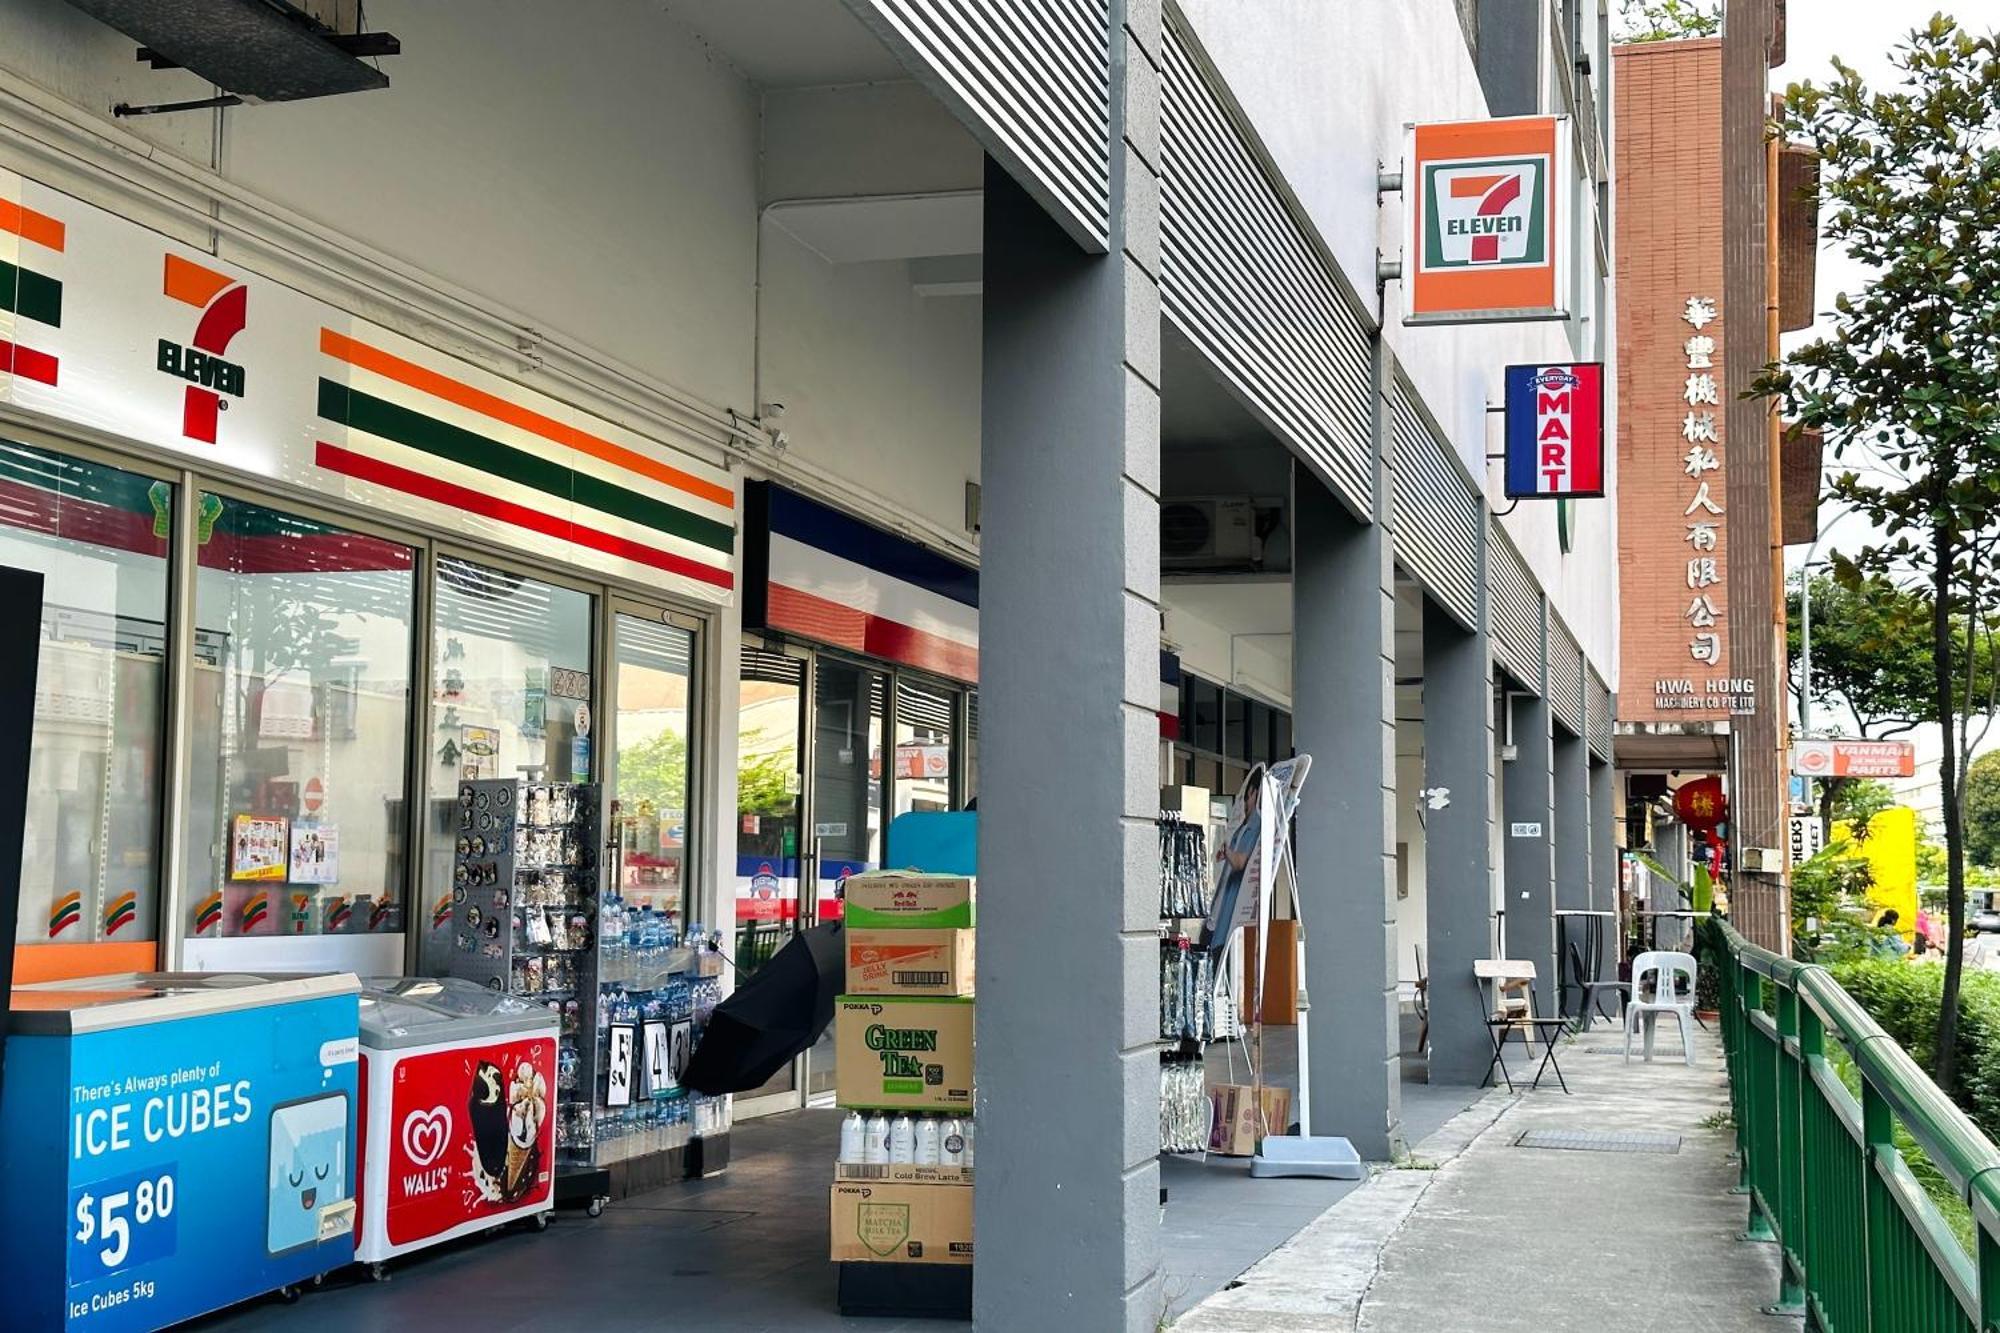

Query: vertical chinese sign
<box><xmin>1615</xmin><ymin>37</ymin><xmax>1751</xmax><ymax>722</ymax></box>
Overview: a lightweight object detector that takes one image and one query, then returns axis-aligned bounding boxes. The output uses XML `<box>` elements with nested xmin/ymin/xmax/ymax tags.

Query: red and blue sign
<box><xmin>1504</xmin><ymin>363</ymin><xmax>1604</xmax><ymax>499</ymax></box>
<box><xmin>744</xmin><ymin>481</ymin><xmax>978</xmax><ymax>682</ymax></box>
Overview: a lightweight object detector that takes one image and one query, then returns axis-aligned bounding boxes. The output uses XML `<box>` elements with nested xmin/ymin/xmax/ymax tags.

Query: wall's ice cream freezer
<box><xmin>1</xmin><ymin>971</ymin><xmax>362</xmax><ymax>1331</ymax></box>
<box><xmin>355</xmin><ymin>977</ymin><xmax>557</xmax><ymax>1274</ymax></box>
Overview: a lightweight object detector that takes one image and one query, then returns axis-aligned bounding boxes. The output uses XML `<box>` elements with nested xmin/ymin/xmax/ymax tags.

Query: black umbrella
<box><xmin>682</xmin><ymin>921</ymin><xmax>844</xmax><ymax>1094</ymax></box>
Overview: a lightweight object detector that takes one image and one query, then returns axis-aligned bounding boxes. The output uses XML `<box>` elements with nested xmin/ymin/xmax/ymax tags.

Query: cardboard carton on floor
<box><xmin>830</xmin><ymin>1181</ymin><xmax>973</xmax><ymax>1264</ymax></box>
<box><xmin>842</xmin><ymin>874</ymin><xmax>975</xmax><ymax>930</ymax></box>
<box><xmin>846</xmin><ymin>929</ymin><xmax>975</xmax><ymax>997</ymax></box>
<box><xmin>834</xmin><ymin>996</ymin><xmax>974</xmax><ymax>1111</ymax></box>
<box><xmin>1208</xmin><ymin>1083</ymin><xmax>1292</xmax><ymax>1157</ymax></box>
<box><xmin>834</xmin><ymin>1162</ymin><xmax>974</xmax><ymax>1186</ymax></box>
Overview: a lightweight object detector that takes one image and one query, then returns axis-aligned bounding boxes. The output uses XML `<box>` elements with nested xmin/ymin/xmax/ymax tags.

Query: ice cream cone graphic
<box><xmin>505</xmin><ymin>1060</ymin><xmax>548</xmax><ymax>1197</ymax></box>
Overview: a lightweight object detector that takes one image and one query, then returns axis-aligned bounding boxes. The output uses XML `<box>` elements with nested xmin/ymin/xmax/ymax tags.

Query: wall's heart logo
<box><xmin>401</xmin><ymin>1106</ymin><xmax>452</xmax><ymax>1167</ymax></box>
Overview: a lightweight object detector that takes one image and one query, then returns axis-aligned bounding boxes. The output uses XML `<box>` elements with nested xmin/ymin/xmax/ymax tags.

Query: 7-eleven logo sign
<box><xmin>159</xmin><ymin>253</ymin><xmax>248</xmax><ymax>443</ymax></box>
<box><xmin>1421</xmin><ymin>156</ymin><xmax>1549</xmax><ymax>271</ymax></box>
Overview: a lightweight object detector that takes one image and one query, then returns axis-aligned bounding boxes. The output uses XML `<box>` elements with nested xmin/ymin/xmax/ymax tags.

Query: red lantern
<box><xmin>1674</xmin><ymin>776</ymin><xmax>1728</xmax><ymax>832</ymax></box>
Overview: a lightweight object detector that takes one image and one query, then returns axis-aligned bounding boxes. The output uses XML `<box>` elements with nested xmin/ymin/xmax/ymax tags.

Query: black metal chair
<box><xmin>1475</xmin><ymin>959</ymin><xmax>1570</xmax><ymax>1094</ymax></box>
<box><xmin>1565</xmin><ymin>938</ymin><xmax>1628</xmax><ymax>1033</ymax></box>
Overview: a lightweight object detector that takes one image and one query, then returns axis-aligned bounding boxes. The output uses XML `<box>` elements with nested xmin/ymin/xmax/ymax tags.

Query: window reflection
<box><xmin>184</xmin><ymin>494</ymin><xmax>415</xmax><ymax>944</ymax></box>
<box><xmin>1</xmin><ymin>441</ymin><xmax>169</xmax><ymax>954</ymax></box>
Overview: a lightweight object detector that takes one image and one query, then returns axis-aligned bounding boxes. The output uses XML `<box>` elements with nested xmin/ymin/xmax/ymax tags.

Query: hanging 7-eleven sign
<box><xmin>1406</xmin><ymin>115</ymin><xmax>1571</xmax><ymax>325</ymax></box>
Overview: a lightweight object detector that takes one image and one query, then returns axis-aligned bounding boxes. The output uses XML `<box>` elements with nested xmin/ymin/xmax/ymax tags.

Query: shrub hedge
<box><xmin>1828</xmin><ymin>959</ymin><xmax>2000</xmax><ymax>1143</ymax></box>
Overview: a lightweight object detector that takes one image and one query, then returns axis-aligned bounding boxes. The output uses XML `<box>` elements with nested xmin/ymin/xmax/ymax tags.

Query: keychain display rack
<box><xmin>448</xmin><ymin>777</ymin><xmax>608</xmax><ymax>1203</ymax></box>
<box><xmin>1158</xmin><ymin>794</ymin><xmax>1216</xmax><ymax>1155</ymax></box>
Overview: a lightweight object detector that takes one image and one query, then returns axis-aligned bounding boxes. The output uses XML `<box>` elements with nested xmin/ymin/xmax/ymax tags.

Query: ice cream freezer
<box><xmin>1</xmin><ymin>970</ymin><xmax>363</xmax><ymax>1332</ymax></box>
<box><xmin>355</xmin><ymin>977</ymin><xmax>558</xmax><ymax>1274</ymax></box>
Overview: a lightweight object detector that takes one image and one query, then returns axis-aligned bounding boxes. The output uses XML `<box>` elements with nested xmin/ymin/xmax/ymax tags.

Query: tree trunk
<box><xmin>1935</xmin><ymin>520</ymin><xmax>1967</xmax><ymax>1090</ymax></box>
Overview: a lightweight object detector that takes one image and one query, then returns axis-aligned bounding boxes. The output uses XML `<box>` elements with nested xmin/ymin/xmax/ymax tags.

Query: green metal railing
<box><xmin>1708</xmin><ymin>916</ymin><xmax>2000</xmax><ymax>1330</ymax></box>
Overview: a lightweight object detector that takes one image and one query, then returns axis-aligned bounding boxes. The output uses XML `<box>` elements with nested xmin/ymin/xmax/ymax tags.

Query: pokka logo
<box><xmin>159</xmin><ymin>253</ymin><xmax>248</xmax><ymax>443</ymax></box>
<box><xmin>1422</xmin><ymin>157</ymin><xmax>1549</xmax><ymax>271</ymax></box>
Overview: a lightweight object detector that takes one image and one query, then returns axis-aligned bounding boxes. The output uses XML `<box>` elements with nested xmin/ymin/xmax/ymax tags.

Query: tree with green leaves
<box><xmin>1615</xmin><ymin>0</ymin><xmax>1720</xmax><ymax>41</ymax></box>
<box><xmin>1759</xmin><ymin>15</ymin><xmax>2000</xmax><ymax>1086</ymax></box>
<box><xmin>616</xmin><ymin>726</ymin><xmax>688</xmax><ymax>815</ymax></box>
<box><xmin>1965</xmin><ymin>751</ymin><xmax>2000</xmax><ymax>867</ymax></box>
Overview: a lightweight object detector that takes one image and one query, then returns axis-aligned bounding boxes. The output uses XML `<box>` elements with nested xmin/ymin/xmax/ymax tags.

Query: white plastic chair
<box><xmin>1624</xmin><ymin>950</ymin><xmax>1698</xmax><ymax>1066</ymax></box>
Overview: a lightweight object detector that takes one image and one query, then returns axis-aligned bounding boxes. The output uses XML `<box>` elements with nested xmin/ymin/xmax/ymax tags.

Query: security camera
<box><xmin>760</xmin><ymin>402</ymin><xmax>787</xmax><ymax>422</ymax></box>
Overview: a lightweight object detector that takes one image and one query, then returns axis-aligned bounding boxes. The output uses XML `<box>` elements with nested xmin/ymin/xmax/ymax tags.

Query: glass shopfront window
<box><xmin>183</xmin><ymin>493</ymin><xmax>416</xmax><ymax>955</ymax></box>
<box><xmin>2</xmin><ymin>441</ymin><xmax>170</xmax><ymax>974</ymax></box>
<box><xmin>1170</xmin><ymin>668</ymin><xmax>1293</xmax><ymax>803</ymax></box>
<box><xmin>892</xmin><ymin>677</ymin><xmax>957</xmax><ymax>820</ymax></box>
<box><xmin>420</xmin><ymin>556</ymin><xmax>594</xmax><ymax>973</ymax></box>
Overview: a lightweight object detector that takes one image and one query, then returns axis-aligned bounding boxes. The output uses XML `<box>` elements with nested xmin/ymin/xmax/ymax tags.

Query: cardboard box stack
<box><xmin>830</xmin><ymin>874</ymin><xmax>975</xmax><ymax>1266</ymax></box>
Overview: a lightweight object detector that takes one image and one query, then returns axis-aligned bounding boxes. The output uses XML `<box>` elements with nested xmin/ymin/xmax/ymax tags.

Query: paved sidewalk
<box><xmin>1176</xmin><ymin>1023</ymin><xmax>1799</xmax><ymax>1332</ymax></box>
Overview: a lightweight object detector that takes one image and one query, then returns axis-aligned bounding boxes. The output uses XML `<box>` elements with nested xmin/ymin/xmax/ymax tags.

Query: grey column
<box><xmin>1552</xmin><ymin>724</ymin><xmax>1589</xmax><ymax>1014</ymax></box>
<box><xmin>1589</xmin><ymin>753</ymin><xmax>1619</xmax><ymax>985</ymax></box>
<box><xmin>1292</xmin><ymin>425</ymin><xmax>1401</xmax><ymax>1158</ymax></box>
<box><xmin>1422</xmin><ymin>596</ymin><xmax>1495</xmax><ymax>1086</ymax></box>
<box><xmin>973</xmin><ymin>5</ymin><xmax>1163</xmax><ymax>1326</ymax></box>
<box><xmin>1503</xmin><ymin>690</ymin><xmax>1557</xmax><ymax>1019</ymax></box>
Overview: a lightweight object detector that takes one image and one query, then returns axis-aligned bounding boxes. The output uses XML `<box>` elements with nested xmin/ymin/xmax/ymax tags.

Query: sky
<box><xmin>1776</xmin><ymin>0</ymin><xmax>2000</xmax><ymax>817</ymax></box>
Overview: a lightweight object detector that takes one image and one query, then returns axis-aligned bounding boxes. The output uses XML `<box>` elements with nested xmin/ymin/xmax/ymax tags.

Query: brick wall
<box><xmin>1613</xmin><ymin>39</ymin><xmax>1736</xmax><ymax>723</ymax></box>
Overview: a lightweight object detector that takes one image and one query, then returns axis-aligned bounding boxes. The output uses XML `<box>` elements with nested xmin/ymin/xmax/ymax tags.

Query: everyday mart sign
<box><xmin>1407</xmin><ymin>116</ymin><xmax>1570</xmax><ymax>325</ymax></box>
<box><xmin>1503</xmin><ymin>363</ymin><xmax>1604</xmax><ymax>497</ymax></box>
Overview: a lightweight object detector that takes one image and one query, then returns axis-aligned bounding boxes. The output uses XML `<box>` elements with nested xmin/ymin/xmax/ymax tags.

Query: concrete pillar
<box><xmin>1552</xmin><ymin>724</ymin><xmax>1589</xmax><ymax>1013</ymax></box>
<box><xmin>1291</xmin><ymin>442</ymin><xmax>1401</xmax><ymax>1156</ymax></box>
<box><xmin>1589</xmin><ymin>753</ymin><xmax>1619</xmax><ymax>986</ymax></box>
<box><xmin>1502</xmin><ymin>690</ymin><xmax>1557</xmax><ymax>1018</ymax></box>
<box><xmin>1422</xmin><ymin>596</ymin><xmax>1495</xmax><ymax>1086</ymax></box>
<box><xmin>973</xmin><ymin>6</ymin><xmax>1163</xmax><ymax>1325</ymax></box>
<box><xmin>1590</xmin><ymin>755</ymin><xmax>1617</xmax><ymax>914</ymax></box>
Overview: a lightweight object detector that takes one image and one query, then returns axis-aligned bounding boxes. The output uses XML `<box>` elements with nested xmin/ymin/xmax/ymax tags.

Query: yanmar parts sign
<box><xmin>1407</xmin><ymin>115</ymin><xmax>1570</xmax><ymax>325</ymax></box>
<box><xmin>1792</xmin><ymin>739</ymin><xmax>1917</xmax><ymax>779</ymax></box>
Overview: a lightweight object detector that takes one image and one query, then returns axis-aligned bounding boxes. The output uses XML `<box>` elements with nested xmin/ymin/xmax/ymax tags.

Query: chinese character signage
<box><xmin>1407</xmin><ymin>115</ymin><xmax>1571</xmax><ymax>325</ymax></box>
<box><xmin>1504</xmin><ymin>363</ymin><xmax>1604</xmax><ymax>497</ymax></box>
<box><xmin>1634</xmin><ymin>290</ymin><xmax>1750</xmax><ymax>718</ymax></box>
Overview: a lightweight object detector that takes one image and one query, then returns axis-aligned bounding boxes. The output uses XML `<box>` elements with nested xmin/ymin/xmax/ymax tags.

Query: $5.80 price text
<box><xmin>69</xmin><ymin>1166</ymin><xmax>177</xmax><ymax>1281</ymax></box>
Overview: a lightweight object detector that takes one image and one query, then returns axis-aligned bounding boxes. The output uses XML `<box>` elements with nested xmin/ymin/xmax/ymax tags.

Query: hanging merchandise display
<box><xmin>1155</xmin><ymin>786</ymin><xmax>1224</xmax><ymax>1158</ymax></box>
<box><xmin>1158</xmin><ymin>812</ymin><xmax>1210</xmax><ymax>918</ymax></box>
<box><xmin>446</xmin><ymin>778</ymin><xmax>729</xmax><ymax>1208</ymax></box>
<box><xmin>1159</xmin><ymin>1054</ymin><xmax>1210</xmax><ymax>1155</ymax></box>
<box><xmin>1159</xmin><ymin>937</ymin><xmax>1216</xmax><ymax>1043</ymax></box>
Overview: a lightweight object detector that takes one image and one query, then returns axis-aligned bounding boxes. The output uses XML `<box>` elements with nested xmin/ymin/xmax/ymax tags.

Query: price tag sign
<box><xmin>69</xmin><ymin>1165</ymin><xmax>178</xmax><ymax>1283</ymax></box>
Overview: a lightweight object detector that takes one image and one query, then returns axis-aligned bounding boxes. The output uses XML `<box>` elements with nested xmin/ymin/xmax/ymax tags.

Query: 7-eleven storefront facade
<box><xmin>1</xmin><ymin>166</ymin><xmax>738</xmax><ymax>986</ymax></box>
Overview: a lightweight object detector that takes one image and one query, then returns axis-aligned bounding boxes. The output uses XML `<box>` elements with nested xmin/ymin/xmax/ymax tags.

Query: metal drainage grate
<box><xmin>1514</xmin><ymin>1129</ymin><xmax>1683</xmax><ymax>1155</ymax></box>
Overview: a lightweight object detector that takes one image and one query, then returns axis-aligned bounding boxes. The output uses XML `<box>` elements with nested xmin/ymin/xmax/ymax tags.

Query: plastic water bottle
<box><xmin>889</xmin><ymin>1114</ymin><xmax>915</xmax><ymax>1164</ymax></box>
<box><xmin>915</xmin><ymin>1115</ymin><xmax>941</xmax><ymax>1166</ymax></box>
<box><xmin>626</xmin><ymin>904</ymin><xmax>649</xmax><ymax>985</ymax></box>
<box><xmin>840</xmin><ymin>1111</ymin><xmax>867</xmax><ymax>1165</ymax></box>
<box><xmin>863</xmin><ymin>1113</ymin><xmax>890</xmax><ymax>1165</ymax></box>
<box><xmin>599</xmin><ymin>896</ymin><xmax>624</xmax><ymax>982</ymax></box>
<box><xmin>939</xmin><ymin>1117</ymin><xmax>966</xmax><ymax>1166</ymax></box>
